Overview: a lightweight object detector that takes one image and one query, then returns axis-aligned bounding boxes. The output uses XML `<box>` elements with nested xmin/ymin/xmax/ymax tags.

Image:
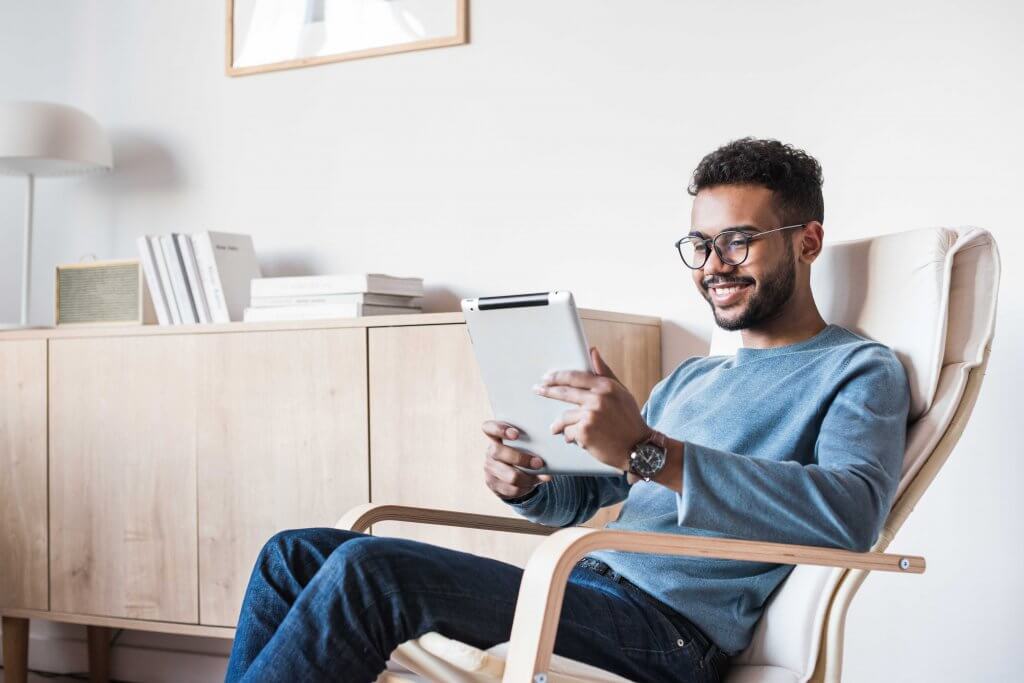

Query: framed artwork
<box><xmin>226</xmin><ymin>0</ymin><xmax>468</xmax><ymax>76</ymax></box>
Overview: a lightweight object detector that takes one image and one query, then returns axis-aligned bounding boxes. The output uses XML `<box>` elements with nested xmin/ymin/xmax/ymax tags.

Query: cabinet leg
<box><xmin>1</xmin><ymin>616</ymin><xmax>29</xmax><ymax>683</ymax></box>
<box><xmin>86</xmin><ymin>625</ymin><xmax>112</xmax><ymax>683</ymax></box>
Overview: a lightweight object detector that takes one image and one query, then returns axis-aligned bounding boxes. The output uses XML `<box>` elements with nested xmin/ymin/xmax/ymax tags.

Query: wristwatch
<box><xmin>627</xmin><ymin>429</ymin><xmax>668</xmax><ymax>482</ymax></box>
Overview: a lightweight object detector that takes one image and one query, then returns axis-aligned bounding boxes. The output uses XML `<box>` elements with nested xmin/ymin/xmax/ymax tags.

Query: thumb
<box><xmin>590</xmin><ymin>347</ymin><xmax>619</xmax><ymax>381</ymax></box>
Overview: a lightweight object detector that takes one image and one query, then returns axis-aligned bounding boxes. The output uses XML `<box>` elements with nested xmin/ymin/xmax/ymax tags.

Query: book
<box><xmin>192</xmin><ymin>231</ymin><xmax>261</xmax><ymax>323</ymax></box>
<box><xmin>250</xmin><ymin>273</ymin><xmax>423</xmax><ymax>298</ymax></box>
<box><xmin>250</xmin><ymin>292</ymin><xmax>423</xmax><ymax>308</ymax></box>
<box><xmin>150</xmin><ymin>236</ymin><xmax>182</xmax><ymax>324</ymax></box>
<box><xmin>243</xmin><ymin>304</ymin><xmax>422</xmax><ymax>322</ymax></box>
<box><xmin>176</xmin><ymin>233</ymin><xmax>211</xmax><ymax>324</ymax></box>
<box><xmin>136</xmin><ymin>236</ymin><xmax>171</xmax><ymax>325</ymax></box>
<box><xmin>160</xmin><ymin>235</ymin><xmax>198</xmax><ymax>323</ymax></box>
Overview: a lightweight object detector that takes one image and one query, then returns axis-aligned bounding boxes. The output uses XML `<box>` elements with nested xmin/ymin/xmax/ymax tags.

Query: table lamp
<box><xmin>0</xmin><ymin>101</ymin><xmax>113</xmax><ymax>327</ymax></box>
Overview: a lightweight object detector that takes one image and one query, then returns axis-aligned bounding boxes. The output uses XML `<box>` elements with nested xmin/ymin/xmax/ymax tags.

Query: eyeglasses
<box><xmin>674</xmin><ymin>223</ymin><xmax>808</xmax><ymax>269</ymax></box>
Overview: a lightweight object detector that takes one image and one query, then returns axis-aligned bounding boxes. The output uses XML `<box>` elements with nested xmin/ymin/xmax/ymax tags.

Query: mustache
<box><xmin>702</xmin><ymin>276</ymin><xmax>755</xmax><ymax>290</ymax></box>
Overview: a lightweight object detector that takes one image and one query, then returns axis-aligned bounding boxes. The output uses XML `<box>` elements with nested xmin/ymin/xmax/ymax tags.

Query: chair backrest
<box><xmin>709</xmin><ymin>227</ymin><xmax>1000</xmax><ymax>682</ymax></box>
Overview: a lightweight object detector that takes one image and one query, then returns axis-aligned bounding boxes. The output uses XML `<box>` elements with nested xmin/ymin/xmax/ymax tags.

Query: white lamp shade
<box><xmin>0</xmin><ymin>101</ymin><xmax>112</xmax><ymax>177</ymax></box>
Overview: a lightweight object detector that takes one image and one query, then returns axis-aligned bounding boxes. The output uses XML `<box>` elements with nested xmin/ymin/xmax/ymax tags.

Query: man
<box><xmin>225</xmin><ymin>138</ymin><xmax>910</xmax><ymax>683</ymax></box>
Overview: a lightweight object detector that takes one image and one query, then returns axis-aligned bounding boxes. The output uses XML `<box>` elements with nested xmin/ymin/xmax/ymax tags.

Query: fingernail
<box><xmin>531</xmin><ymin>457</ymin><xmax>543</xmax><ymax>468</ymax></box>
<box><xmin>542</xmin><ymin>371</ymin><xmax>554</xmax><ymax>381</ymax></box>
<box><xmin>532</xmin><ymin>385</ymin><xmax>543</xmax><ymax>394</ymax></box>
<box><xmin>505</xmin><ymin>427</ymin><xmax>518</xmax><ymax>438</ymax></box>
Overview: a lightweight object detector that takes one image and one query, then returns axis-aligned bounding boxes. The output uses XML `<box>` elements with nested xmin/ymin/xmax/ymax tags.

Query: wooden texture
<box><xmin>49</xmin><ymin>336</ymin><xmax>200</xmax><ymax>623</ymax></box>
<box><xmin>0</xmin><ymin>309</ymin><xmax>661</xmax><ymax>342</ymax></box>
<box><xmin>0</xmin><ymin>340</ymin><xmax>48</xmax><ymax>611</ymax></box>
<box><xmin>502</xmin><ymin>527</ymin><xmax>924</xmax><ymax>682</ymax></box>
<box><xmin>337</xmin><ymin>503</ymin><xmax>557</xmax><ymax>537</ymax></box>
<box><xmin>0</xmin><ymin>607</ymin><xmax>235</xmax><ymax>639</ymax></box>
<box><xmin>86</xmin><ymin>625</ymin><xmax>112</xmax><ymax>683</ymax></box>
<box><xmin>225</xmin><ymin>0</ymin><xmax>469</xmax><ymax>77</ymax></box>
<box><xmin>196</xmin><ymin>329</ymin><xmax>370</xmax><ymax>627</ymax></box>
<box><xmin>0</xmin><ymin>308</ymin><xmax>660</xmax><ymax>642</ymax></box>
<box><xmin>368</xmin><ymin>319</ymin><xmax>661</xmax><ymax>566</ymax></box>
<box><xmin>1</xmin><ymin>616</ymin><xmax>29</xmax><ymax>683</ymax></box>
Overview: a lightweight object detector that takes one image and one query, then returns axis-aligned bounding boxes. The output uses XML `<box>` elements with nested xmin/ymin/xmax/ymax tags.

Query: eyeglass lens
<box><xmin>677</xmin><ymin>232</ymin><xmax>749</xmax><ymax>269</ymax></box>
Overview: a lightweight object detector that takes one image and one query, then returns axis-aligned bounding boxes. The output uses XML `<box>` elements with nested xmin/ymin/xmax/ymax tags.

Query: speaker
<box><xmin>55</xmin><ymin>259</ymin><xmax>156</xmax><ymax>326</ymax></box>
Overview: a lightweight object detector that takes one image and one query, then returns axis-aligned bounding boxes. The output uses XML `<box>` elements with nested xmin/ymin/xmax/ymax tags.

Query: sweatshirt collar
<box><xmin>734</xmin><ymin>324</ymin><xmax>841</xmax><ymax>365</ymax></box>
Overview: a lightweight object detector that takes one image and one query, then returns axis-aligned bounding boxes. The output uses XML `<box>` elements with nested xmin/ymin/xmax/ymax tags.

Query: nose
<box><xmin>702</xmin><ymin>244</ymin><xmax>735</xmax><ymax>279</ymax></box>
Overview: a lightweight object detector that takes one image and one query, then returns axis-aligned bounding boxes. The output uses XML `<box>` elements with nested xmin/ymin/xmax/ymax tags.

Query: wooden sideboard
<box><xmin>0</xmin><ymin>309</ymin><xmax>660</xmax><ymax>679</ymax></box>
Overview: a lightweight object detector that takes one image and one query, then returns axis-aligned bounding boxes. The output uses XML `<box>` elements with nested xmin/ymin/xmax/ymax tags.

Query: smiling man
<box><xmin>225</xmin><ymin>138</ymin><xmax>910</xmax><ymax>683</ymax></box>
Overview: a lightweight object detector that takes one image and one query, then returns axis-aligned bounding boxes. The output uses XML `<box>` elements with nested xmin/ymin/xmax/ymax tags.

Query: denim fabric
<box><xmin>225</xmin><ymin>528</ymin><xmax>729</xmax><ymax>683</ymax></box>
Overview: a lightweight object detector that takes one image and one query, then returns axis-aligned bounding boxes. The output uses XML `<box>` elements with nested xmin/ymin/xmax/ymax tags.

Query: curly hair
<box><xmin>688</xmin><ymin>138</ymin><xmax>824</xmax><ymax>224</ymax></box>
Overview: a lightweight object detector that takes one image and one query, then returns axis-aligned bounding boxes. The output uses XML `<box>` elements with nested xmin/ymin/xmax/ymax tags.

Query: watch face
<box><xmin>631</xmin><ymin>442</ymin><xmax>666</xmax><ymax>479</ymax></box>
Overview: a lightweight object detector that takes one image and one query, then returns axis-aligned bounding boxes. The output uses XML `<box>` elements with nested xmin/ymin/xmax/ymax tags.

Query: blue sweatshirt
<box><xmin>507</xmin><ymin>324</ymin><xmax>910</xmax><ymax>654</ymax></box>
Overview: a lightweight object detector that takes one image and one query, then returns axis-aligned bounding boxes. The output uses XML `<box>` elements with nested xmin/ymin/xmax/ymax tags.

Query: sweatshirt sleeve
<box><xmin>676</xmin><ymin>348</ymin><xmax>910</xmax><ymax>551</ymax></box>
<box><xmin>504</xmin><ymin>400</ymin><xmax>648</xmax><ymax>527</ymax></box>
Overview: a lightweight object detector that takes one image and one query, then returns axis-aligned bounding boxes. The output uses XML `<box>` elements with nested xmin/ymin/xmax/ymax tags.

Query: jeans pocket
<box><xmin>606</xmin><ymin>587</ymin><xmax>695</xmax><ymax>658</ymax></box>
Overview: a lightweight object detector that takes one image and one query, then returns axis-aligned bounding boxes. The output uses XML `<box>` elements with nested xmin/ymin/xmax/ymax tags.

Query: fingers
<box><xmin>482</xmin><ymin>420</ymin><xmax>520</xmax><ymax>442</ymax></box>
<box><xmin>489</xmin><ymin>442</ymin><xmax>543</xmax><ymax>470</ymax></box>
<box><xmin>533</xmin><ymin>383</ymin><xmax>593</xmax><ymax>406</ymax></box>
<box><xmin>538</xmin><ymin>369</ymin><xmax>604</xmax><ymax>391</ymax></box>
<box><xmin>484</xmin><ymin>447</ymin><xmax>548</xmax><ymax>499</ymax></box>
<box><xmin>550</xmin><ymin>408</ymin><xmax>584</xmax><ymax>435</ymax></box>
<box><xmin>590</xmin><ymin>347</ymin><xmax>620</xmax><ymax>381</ymax></box>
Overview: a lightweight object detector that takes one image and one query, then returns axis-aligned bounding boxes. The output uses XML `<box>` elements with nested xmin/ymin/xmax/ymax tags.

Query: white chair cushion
<box><xmin>711</xmin><ymin>227</ymin><xmax>999</xmax><ymax>681</ymax></box>
<box><xmin>385</xmin><ymin>633</ymin><xmax>631</xmax><ymax>683</ymax></box>
<box><xmin>382</xmin><ymin>228</ymin><xmax>1001</xmax><ymax>683</ymax></box>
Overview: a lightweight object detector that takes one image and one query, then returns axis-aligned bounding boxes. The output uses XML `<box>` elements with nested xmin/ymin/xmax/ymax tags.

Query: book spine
<box><xmin>251</xmin><ymin>277</ymin><xmax>423</xmax><ymax>298</ymax></box>
<box><xmin>136</xmin><ymin>236</ymin><xmax>171</xmax><ymax>325</ymax></box>
<box><xmin>177</xmin><ymin>234</ymin><xmax>211</xmax><ymax>324</ymax></box>
<box><xmin>249</xmin><ymin>293</ymin><xmax>423</xmax><ymax>308</ymax></box>
<box><xmin>150</xmin><ymin>236</ymin><xmax>182</xmax><ymax>324</ymax></box>
<box><xmin>162</xmin><ymin>235</ymin><xmax>198</xmax><ymax>323</ymax></box>
<box><xmin>192</xmin><ymin>233</ymin><xmax>230</xmax><ymax>324</ymax></box>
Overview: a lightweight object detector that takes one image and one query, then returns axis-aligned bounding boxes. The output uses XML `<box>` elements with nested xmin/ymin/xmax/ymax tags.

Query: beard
<box><xmin>702</xmin><ymin>251</ymin><xmax>797</xmax><ymax>331</ymax></box>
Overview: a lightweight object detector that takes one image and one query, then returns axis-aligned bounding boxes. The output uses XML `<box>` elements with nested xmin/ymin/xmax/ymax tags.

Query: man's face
<box><xmin>688</xmin><ymin>185</ymin><xmax>799</xmax><ymax>331</ymax></box>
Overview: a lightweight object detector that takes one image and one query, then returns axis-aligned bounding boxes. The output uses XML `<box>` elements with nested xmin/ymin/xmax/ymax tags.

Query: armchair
<box><xmin>347</xmin><ymin>227</ymin><xmax>999</xmax><ymax>682</ymax></box>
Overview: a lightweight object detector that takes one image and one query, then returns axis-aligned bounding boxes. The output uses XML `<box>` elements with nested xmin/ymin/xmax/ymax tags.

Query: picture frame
<box><xmin>226</xmin><ymin>0</ymin><xmax>468</xmax><ymax>77</ymax></box>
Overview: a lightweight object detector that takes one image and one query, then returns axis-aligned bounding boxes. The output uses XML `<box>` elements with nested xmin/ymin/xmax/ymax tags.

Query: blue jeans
<box><xmin>225</xmin><ymin>528</ymin><xmax>729</xmax><ymax>682</ymax></box>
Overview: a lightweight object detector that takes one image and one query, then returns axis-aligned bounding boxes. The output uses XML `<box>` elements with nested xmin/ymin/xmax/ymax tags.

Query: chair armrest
<box><xmin>335</xmin><ymin>502</ymin><xmax>557</xmax><ymax>537</ymax></box>
<box><xmin>502</xmin><ymin>526</ymin><xmax>925</xmax><ymax>682</ymax></box>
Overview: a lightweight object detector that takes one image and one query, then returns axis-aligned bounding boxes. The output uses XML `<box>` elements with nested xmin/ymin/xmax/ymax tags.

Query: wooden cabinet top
<box><xmin>0</xmin><ymin>308</ymin><xmax>660</xmax><ymax>341</ymax></box>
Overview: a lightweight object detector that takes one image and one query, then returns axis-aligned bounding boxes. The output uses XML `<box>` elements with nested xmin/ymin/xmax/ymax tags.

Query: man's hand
<box><xmin>536</xmin><ymin>347</ymin><xmax>650</xmax><ymax>472</ymax></box>
<box><xmin>482</xmin><ymin>420</ymin><xmax>552</xmax><ymax>500</ymax></box>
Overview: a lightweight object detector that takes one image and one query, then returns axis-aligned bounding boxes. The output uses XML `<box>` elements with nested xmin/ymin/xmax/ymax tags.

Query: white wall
<box><xmin>1</xmin><ymin>1</ymin><xmax>1021</xmax><ymax>680</ymax></box>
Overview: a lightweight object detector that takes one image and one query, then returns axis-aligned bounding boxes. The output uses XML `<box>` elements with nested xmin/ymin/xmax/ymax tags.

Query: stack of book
<box><xmin>137</xmin><ymin>232</ymin><xmax>260</xmax><ymax>325</ymax></box>
<box><xmin>244</xmin><ymin>273</ymin><xmax>424</xmax><ymax>322</ymax></box>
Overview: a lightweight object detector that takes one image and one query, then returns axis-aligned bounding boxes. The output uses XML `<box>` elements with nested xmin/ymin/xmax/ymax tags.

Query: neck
<box><xmin>739</xmin><ymin>293</ymin><xmax>827</xmax><ymax>350</ymax></box>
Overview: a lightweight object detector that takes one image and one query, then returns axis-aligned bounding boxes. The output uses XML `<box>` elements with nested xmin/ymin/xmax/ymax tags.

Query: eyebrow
<box><xmin>687</xmin><ymin>224</ymin><xmax>763</xmax><ymax>238</ymax></box>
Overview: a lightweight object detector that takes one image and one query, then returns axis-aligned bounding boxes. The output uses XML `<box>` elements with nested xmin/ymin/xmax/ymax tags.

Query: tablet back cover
<box><xmin>463</xmin><ymin>291</ymin><xmax>623</xmax><ymax>476</ymax></box>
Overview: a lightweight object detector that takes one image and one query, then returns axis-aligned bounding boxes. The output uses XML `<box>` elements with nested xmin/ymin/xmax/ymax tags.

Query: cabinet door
<box><xmin>368</xmin><ymin>320</ymin><xmax>661</xmax><ymax>567</ymax></box>
<box><xmin>197</xmin><ymin>329</ymin><xmax>370</xmax><ymax>627</ymax></box>
<box><xmin>0</xmin><ymin>340</ymin><xmax>48</xmax><ymax>610</ymax></box>
<box><xmin>49</xmin><ymin>336</ymin><xmax>200</xmax><ymax>623</ymax></box>
<box><xmin>369</xmin><ymin>324</ymin><xmax>540</xmax><ymax>565</ymax></box>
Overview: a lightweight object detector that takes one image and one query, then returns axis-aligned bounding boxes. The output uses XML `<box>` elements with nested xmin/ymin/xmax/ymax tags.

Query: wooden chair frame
<box><xmin>336</xmin><ymin>512</ymin><xmax>924</xmax><ymax>683</ymax></box>
<box><xmin>338</xmin><ymin>347</ymin><xmax>991</xmax><ymax>683</ymax></box>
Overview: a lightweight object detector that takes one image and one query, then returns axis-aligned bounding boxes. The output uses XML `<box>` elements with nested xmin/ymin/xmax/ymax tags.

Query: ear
<box><xmin>797</xmin><ymin>221</ymin><xmax>824</xmax><ymax>265</ymax></box>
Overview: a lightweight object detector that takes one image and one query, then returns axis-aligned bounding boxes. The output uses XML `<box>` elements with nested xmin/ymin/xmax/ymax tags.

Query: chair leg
<box><xmin>1</xmin><ymin>616</ymin><xmax>30</xmax><ymax>683</ymax></box>
<box><xmin>87</xmin><ymin>625</ymin><xmax>112</xmax><ymax>683</ymax></box>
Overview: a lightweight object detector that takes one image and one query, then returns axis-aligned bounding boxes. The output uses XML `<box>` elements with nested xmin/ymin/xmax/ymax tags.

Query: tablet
<box><xmin>462</xmin><ymin>291</ymin><xmax>623</xmax><ymax>476</ymax></box>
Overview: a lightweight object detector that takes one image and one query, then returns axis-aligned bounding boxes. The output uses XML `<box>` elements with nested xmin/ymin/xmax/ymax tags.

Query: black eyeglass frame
<box><xmin>674</xmin><ymin>223</ymin><xmax>808</xmax><ymax>270</ymax></box>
